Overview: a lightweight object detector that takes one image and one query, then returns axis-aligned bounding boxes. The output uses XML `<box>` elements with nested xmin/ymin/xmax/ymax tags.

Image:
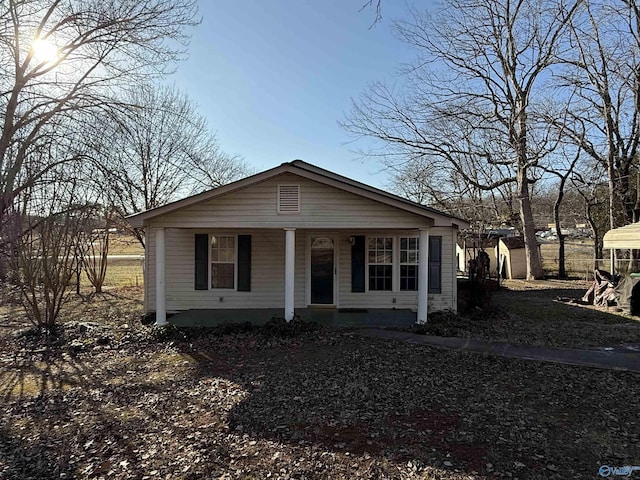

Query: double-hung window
<box><xmin>195</xmin><ymin>234</ymin><xmax>250</xmax><ymax>291</ymax></box>
<box><xmin>368</xmin><ymin>237</ymin><xmax>393</xmax><ymax>291</ymax></box>
<box><xmin>211</xmin><ymin>235</ymin><xmax>235</xmax><ymax>289</ymax></box>
<box><xmin>361</xmin><ymin>234</ymin><xmax>441</xmax><ymax>294</ymax></box>
<box><xmin>400</xmin><ymin>237</ymin><xmax>419</xmax><ymax>291</ymax></box>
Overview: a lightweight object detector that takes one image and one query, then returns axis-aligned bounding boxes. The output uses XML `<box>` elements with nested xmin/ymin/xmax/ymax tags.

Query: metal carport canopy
<box><xmin>603</xmin><ymin>222</ymin><xmax>640</xmax><ymax>249</ymax></box>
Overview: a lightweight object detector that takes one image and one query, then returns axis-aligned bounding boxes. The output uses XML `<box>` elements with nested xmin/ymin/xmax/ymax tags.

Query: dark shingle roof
<box><xmin>500</xmin><ymin>236</ymin><xmax>526</xmax><ymax>250</ymax></box>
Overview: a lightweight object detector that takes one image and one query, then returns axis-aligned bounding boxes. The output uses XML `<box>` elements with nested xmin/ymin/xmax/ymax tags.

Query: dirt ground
<box><xmin>1</xmin><ymin>284</ymin><xmax>639</xmax><ymax>479</ymax></box>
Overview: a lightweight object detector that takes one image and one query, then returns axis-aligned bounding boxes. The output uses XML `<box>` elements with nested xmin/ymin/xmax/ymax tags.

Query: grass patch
<box><xmin>1</xmin><ymin>358</ymin><xmax>83</xmax><ymax>401</ymax></box>
<box><xmin>499</xmin><ymin>293</ymin><xmax>618</xmax><ymax>324</ymax></box>
<box><xmin>539</xmin><ymin>239</ymin><xmax>611</xmax><ymax>279</ymax></box>
<box><xmin>0</xmin><ymin>350</ymin><xmax>198</xmax><ymax>401</ymax></box>
<box><xmin>108</xmin><ymin>234</ymin><xmax>144</xmax><ymax>255</ymax></box>
<box><xmin>1</xmin><ymin>373</ymin><xmax>72</xmax><ymax>400</ymax></box>
<box><xmin>77</xmin><ymin>259</ymin><xmax>144</xmax><ymax>289</ymax></box>
<box><xmin>100</xmin><ymin>261</ymin><xmax>144</xmax><ymax>288</ymax></box>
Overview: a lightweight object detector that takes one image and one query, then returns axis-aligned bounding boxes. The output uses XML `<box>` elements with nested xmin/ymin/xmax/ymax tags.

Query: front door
<box><xmin>310</xmin><ymin>237</ymin><xmax>334</xmax><ymax>304</ymax></box>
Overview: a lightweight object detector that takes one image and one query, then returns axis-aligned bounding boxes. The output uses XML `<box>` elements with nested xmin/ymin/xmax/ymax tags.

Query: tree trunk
<box><xmin>587</xmin><ymin>214</ymin><xmax>599</xmax><ymax>269</ymax></box>
<box><xmin>558</xmin><ymin>234</ymin><xmax>566</xmax><ymax>278</ymax></box>
<box><xmin>628</xmin><ymin>250</ymin><xmax>640</xmax><ymax>273</ymax></box>
<box><xmin>634</xmin><ymin>170</ymin><xmax>640</xmax><ymax>223</ymax></box>
<box><xmin>608</xmin><ymin>156</ymin><xmax>628</xmax><ymax>230</ymax></box>
<box><xmin>518</xmin><ymin>172</ymin><xmax>545</xmax><ymax>279</ymax></box>
<box><xmin>554</xmin><ymin>178</ymin><xmax>567</xmax><ymax>278</ymax></box>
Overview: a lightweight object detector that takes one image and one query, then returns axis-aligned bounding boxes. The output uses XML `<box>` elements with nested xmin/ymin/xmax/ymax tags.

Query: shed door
<box><xmin>310</xmin><ymin>237</ymin><xmax>334</xmax><ymax>304</ymax></box>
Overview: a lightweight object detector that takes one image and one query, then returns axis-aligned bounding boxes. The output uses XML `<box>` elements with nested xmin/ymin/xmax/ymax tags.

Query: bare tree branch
<box><xmin>345</xmin><ymin>0</ymin><xmax>581</xmax><ymax>279</ymax></box>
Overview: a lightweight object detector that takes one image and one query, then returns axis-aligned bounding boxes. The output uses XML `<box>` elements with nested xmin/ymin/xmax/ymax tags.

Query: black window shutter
<box><xmin>237</xmin><ymin>235</ymin><xmax>252</xmax><ymax>292</ymax></box>
<box><xmin>351</xmin><ymin>235</ymin><xmax>365</xmax><ymax>292</ymax></box>
<box><xmin>428</xmin><ymin>236</ymin><xmax>442</xmax><ymax>294</ymax></box>
<box><xmin>194</xmin><ymin>234</ymin><xmax>209</xmax><ymax>290</ymax></box>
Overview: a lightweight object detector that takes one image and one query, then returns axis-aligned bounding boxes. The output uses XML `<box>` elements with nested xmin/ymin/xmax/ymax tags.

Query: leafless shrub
<box><xmin>5</xmin><ymin>167</ymin><xmax>94</xmax><ymax>331</ymax></box>
<box><xmin>10</xmin><ymin>210</ymin><xmax>87</xmax><ymax>331</ymax></box>
<box><xmin>80</xmin><ymin>207</ymin><xmax>118</xmax><ymax>295</ymax></box>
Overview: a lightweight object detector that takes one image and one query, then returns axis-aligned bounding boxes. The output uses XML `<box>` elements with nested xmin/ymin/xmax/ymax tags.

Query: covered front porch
<box><xmin>151</xmin><ymin>227</ymin><xmax>434</xmax><ymax>326</ymax></box>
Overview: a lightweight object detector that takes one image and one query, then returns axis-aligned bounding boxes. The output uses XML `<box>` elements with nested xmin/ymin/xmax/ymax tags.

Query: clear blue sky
<box><xmin>172</xmin><ymin>1</ymin><xmax>418</xmax><ymax>189</ymax></box>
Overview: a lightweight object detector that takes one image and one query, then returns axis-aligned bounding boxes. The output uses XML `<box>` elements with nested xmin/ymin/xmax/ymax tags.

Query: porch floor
<box><xmin>167</xmin><ymin>308</ymin><xmax>417</xmax><ymax>328</ymax></box>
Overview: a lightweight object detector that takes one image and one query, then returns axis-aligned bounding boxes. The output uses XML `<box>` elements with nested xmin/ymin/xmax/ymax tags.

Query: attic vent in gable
<box><xmin>278</xmin><ymin>184</ymin><xmax>300</xmax><ymax>214</ymax></box>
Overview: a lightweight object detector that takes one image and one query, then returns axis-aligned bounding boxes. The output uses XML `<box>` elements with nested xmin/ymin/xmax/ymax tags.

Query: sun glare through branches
<box><xmin>30</xmin><ymin>37</ymin><xmax>59</xmax><ymax>64</ymax></box>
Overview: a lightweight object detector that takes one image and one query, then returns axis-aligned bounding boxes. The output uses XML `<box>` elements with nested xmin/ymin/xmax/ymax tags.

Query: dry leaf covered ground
<box><xmin>416</xmin><ymin>279</ymin><xmax>640</xmax><ymax>349</ymax></box>
<box><xmin>1</xmin><ymin>284</ymin><xmax>639</xmax><ymax>479</ymax></box>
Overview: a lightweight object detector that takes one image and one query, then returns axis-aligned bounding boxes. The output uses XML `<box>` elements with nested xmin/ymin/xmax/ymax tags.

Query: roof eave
<box><xmin>126</xmin><ymin>160</ymin><xmax>470</xmax><ymax>228</ymax></box>
<box><xmin>126</xmin><ymin>163</ymin><xmax>290</xmax><ymax>227</ymax></box>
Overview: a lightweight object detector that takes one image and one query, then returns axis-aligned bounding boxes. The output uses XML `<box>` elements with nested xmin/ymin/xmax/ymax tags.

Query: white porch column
<box><xmin>155</xmin><ymin>227</ymin><xmax>167</xmax><ymax>326</ymax></box>
<box><xmin>284</xmin><ymin>228</ymin><xmax>296</xmax><ymax>322</ymax></box>
<box><xmin>417</xmin><ymin>228</ymin><xmax>430</xmax><ymax>324</ymax></box>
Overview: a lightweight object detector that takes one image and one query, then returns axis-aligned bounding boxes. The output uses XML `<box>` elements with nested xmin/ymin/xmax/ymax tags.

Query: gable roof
<box><xmin>127</xmin><ymin>160</ymin><xmax>470</xmax><ymax>228</ymax></box>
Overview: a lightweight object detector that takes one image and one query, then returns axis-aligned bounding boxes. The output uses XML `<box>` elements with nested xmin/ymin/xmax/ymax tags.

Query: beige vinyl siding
<box><xmin>141</xmin><ymin>170</ymin><xmax>463</xmax><ymax>315</ymax></box>
<box><xmin>451</xmin><ymin>228</ymin><xmax>458</xmax><ymax>312</ymax></box>
<box><xmin>145</xmin><ymin>227</ymin><xmax>457</xmax><ymax>314</ymax></box>
<box><xmin>150</xmin><ymin>174</ymin><xmax>431</xmax><ymax>230</ymax></box>
<box><xmin>144</xmin><ymin>229</ymin><xmax>150</xmax><ymax>313</ymax></box>
<box><xmin>146</xmin><ymin>227</ymin><xmax>457</xmax><ymax>314</ymax></box>
<box><xmin>295</xmin><ymin>233</ymin><xmax>306</xmax><ymax>307</ymax></box>
<box><xmin>146</xmin><ymin>228</ymin><xmax>307</xmax><ymax>312</ymax></box>
<box><xmin>430</xmin><ymin>227</ymin><xmax>455</xmax><ymax>312</ymax></box>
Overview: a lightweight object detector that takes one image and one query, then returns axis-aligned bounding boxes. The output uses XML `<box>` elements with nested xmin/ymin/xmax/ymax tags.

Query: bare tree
<box><xmin>7</xmin><ymin>168</ymin><xmax>92</xmax><ymax>331</ymax></box>
<box><xmin>80</xmin><ymin>206</ymin><xmax>116</xmax><ymax>295</ymax></box>
<box><xmin>0</xmin><ymin>0</ymin><xmax>199</xmax><ymax>228</ymax></box>
<box><xmin>343</xmin><ymin>0</ymin><xmax>581</xmax><ymax>279</ymax></box>
<box><xmin>557</xmin><ymin>0</ymin><xmax>640</xmax><ymax>230</ymax></box>
<box><xmin>541</xmin><ymin>145</ymin><xmax>583</xmax><ymax>278</ymax></box>
<box><xmin>89</xmin><ymin>84</ymin><xmax>250</xmax><ymax>247</ymax></box>
<box><xmin>388</xmin><ymin>154</ymin><xmax>519</xmax><ymax>231</ymax></box>
<box><xmin>360</xmin><ymin>0</ymin><xmax>383</xmax><ymax>25</ymax></box>
<box><xmin>571</xmin><ymin>167</ymin><xmax>610</xmax><ymax>263</ymax></box>
<box><xmin>187</xmin><ymin>150</ymin><xmax>254</xmax><ymax>196</ymax></box>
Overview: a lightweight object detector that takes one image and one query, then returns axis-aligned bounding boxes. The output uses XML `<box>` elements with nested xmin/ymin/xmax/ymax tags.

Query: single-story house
<box><xmin>128</xmin><ymin>161</ymin><xmax>469</xmax><ymax>326</ymax></box>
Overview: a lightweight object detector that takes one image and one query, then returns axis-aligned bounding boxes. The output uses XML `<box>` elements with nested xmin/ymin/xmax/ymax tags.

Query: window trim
<box><xmin>209</xmin><ymin>234</ymin><xmax>237</xmax><ymax>290</ymax></box>
<box><xmin>366</xmin><ymin>236</ymin><xmax>394</xmax><ymax>291</ymax></box>
<box><xmin>399</xmin><ymin>236</ymin><xmax>419</xmax><ymax>292</ymax></box>
<box><xmin>364</xmin><ymin>233</ymin><xmax>442</xmax><ymax>294</ymax></box>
